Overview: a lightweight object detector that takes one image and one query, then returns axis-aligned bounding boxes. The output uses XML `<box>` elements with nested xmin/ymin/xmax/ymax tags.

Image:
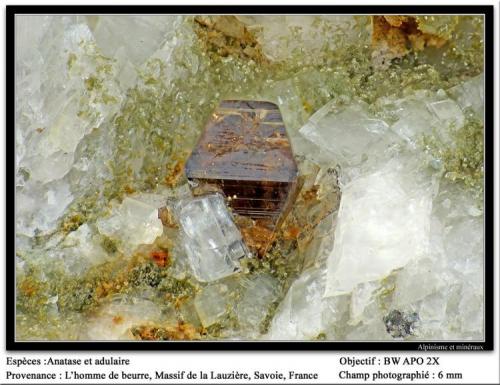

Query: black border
<box><xmin>6</xmin><ymin>5</ymin><xmax>494</xmax><ymax>351</ymax></box>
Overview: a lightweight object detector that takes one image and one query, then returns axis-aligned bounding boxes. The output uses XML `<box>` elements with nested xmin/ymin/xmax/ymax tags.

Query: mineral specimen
<box><xmin>294</xmin><ymin>72</ymin><xmax>484</xmax><ymax>340</ymax></box>
<box><xmin>14</xmin><ymin>14</ymin><xmax>485</xmax><ymax>343</ymax></box>
<box><xmin>172</xmin><ymin>193</ymin><xmax>250</xmax><ymax>282</ymax></box>
<box><xmin>185</xmin><ymin>100</ymin><xmax>299</xmax><ymax>254</ymax></box>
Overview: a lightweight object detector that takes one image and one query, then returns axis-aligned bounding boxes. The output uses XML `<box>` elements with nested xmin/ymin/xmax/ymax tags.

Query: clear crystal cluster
<box><xmin>15</xmin><ymin>14</ymin><xmax>485</xmax><ymax>342</ymax></box>
<box><xmin>287</xmin><ymin>80</ymin><xmax>484</xmax><ymax>341</ymax></box>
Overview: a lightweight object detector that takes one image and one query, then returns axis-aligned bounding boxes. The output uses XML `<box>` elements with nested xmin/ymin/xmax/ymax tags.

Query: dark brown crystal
<box><xmin>185</xmin><ymin>100</ymin><xmax>299</xmax><ymax>254</ymax></box>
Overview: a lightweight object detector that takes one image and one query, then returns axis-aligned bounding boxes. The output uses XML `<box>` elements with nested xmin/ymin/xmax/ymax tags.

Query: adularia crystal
<box><xmin>173</xmin><ymin>193</ymin><xmax>250</xmax><ymax>282</ymax></box>
<box><xmin>185</xmin><ymin>100</ymin><xmax>299</xmax><ymax>254</ymax></box>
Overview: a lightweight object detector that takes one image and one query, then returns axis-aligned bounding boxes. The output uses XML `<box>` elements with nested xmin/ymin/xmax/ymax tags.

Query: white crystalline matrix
<box><xmin>324</xmin><ymin>159</ymin><xmax>434</xmax><ymax>297</ymax></box>
<box><xmin>173</xmin><ymin>193</ymin><xmax>251</xmax><ymax>282</ymax></box>
<box><xmin>96</xmin><ymin>195</ymin><xmax>164</xmax><ymax>255</ymax></box>
<box><xmin>16</xmin><ymin>16</ymin><xmax>123</xmax><ymax>237</ymax></box>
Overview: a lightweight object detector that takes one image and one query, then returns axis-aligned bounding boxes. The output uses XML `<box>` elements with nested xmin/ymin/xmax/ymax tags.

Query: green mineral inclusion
<box><xmin>422</xmin><ymin>113</ymin><xmax>484</xmax><ymax>197</ymax></box>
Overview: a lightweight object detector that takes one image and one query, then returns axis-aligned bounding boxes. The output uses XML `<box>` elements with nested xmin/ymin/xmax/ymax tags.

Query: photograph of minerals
<box><xmin>14</xmin><ymin>13</ymin><xmax>485</xmax><ymax>342</ymax></box>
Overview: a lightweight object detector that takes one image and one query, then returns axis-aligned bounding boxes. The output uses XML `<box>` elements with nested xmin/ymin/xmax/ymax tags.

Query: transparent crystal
<box><xmin>14</xmin><ymin>15</ymin><xmax>485</xmax><ymax>342</ymax></box>
<box><xmin>377</xmin><ymin>90</ymin><xmax>465</xmax><ymax>146</ymax></box>
<box><xmin>174</xmin><ymin>193</ymin><xmax>250</xmax><ymax>282</ymax></box>
<box><xmin>375</xmin><ymin>176</ymin><xmax>484</xmax><ymax>341</ymax></box>
<box><xmin>427</xmin><ymin>99</ymin><xmax>464</xmax><ymax>128</ymax></box>
<box><xmin>266</xmin><ymin>264</ymin><xmax>352</xmax><ymax>340</ymax></box>
<box><xmin>324</xmin><ymin>158</ymin><xmax>434</xmax><ymax>297</ymax></box>
<box><xmin>89</xmin><ymin>16</ymin><xmax>181</xmax><ymax>90</ymax></box>
<box><xmin>300</xmin><ymin>82</ymin><xmax>483</xmax><ymax>335</ymax></box>
<box><xmin>194</xmin><ymin>283</ymin><xmax>231</xmax><ymax>327</ymax></box>
<box><xmin>91</xmin><ymin>16</ymin><xmax>176</xmax><ymax>67</ymax></box>
<box><xmin>96</xmin><ymin>195</ymin><xmax>164</xmax><ymax>254</ymax></box>
<box><xmin>236</xmin><ymin>274</ymin><xmax>280</xmax><ymax>331</ymax></box>
<box><xmin>15</xmin><ymin>16</ymin><xmax>123</xmax><ymax>238</ymax></box>
<box><xmin>299</xmin><ymin>101</ymin><xmax>391</xmax><ymax>170</ymax></box>
<box><xmin>349</xmin><ymin>281</ymin><xmax>380</xmax><ymax>326</ymax></box>
<box><xmin>448</xmin><ymin>73</ymin><xmax>484</xmax><ymax>117</ymax></box>
<box><xmin>267</xmin><ymin>267</ymin><xmax>325</xmax><ymax>339</ymax></box>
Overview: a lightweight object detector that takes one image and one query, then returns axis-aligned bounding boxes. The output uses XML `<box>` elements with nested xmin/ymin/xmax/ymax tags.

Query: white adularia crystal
<box><xmin>237</xmin><ymin>274</ymin><xmax>280</xmax><ymax>331</ymax></box>
<box><xmin>194</xmin><ymin>283</ymin><xmax>231</xmax><ymax>327</ymax></box>
<box><xmin>266</xmin><ymin>268</ymin><xmax>322</xmax><ymax>340</ymax></box>
<box><xmin>391</xmin><ymin>181</ymin><xmax>484</xmax><ymax>340</ymax></box>
<box><xmin>324</xmin><ymin>159</ymin><xmax>434</xmax><ymax>297</ymax></box>
<box><xmin>266</xmin><ymin>266</ymin><xmax>350</xmax><ymax>340</ymax></box>
<box><xmin>299</xmin><ymin>101</ymin><xmax>391</xmax><ymax>171</ymax></box>
<box><xmin>294</xmin><ymin>76</ymin><xmax>484</xmax><ymax>339</ymax></box>
<box><xmin>16</xmin><ymin>179</ymin><xmax>73</xmax><ymax>237</ymax></box>
<box><xmin>90</xmin><ymin>16</ymin><xmax>176</xmax><ymax>67</ymax></box>
<box><xmin>298</xmin><ymin>88</ymin><xmax>470</xmax><ymax>183</ymax></box>
<box><xmin>376</xmin><ymin>90</ymin><xmax>465</xmax><ymax>147</ymax></box>
<box><xmin>97</xmin><ymin>195</ymin><xmax>164</xmax><ymax>255</ymax></box>
<box><xmin>89</xmin><ymin>15</ymin><xmax>181</xmax><ymax>90</ymax></box>
<box><xmin>174</xmin><ymin>193</ymin><xmax>250</xmax><ymax>282</ymax></box>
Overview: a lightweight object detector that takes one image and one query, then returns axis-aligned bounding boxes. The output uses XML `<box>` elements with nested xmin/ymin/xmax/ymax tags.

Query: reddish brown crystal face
<box><xmin>185</xmin><ymin>100</ymin><xmax>299</xmax><ymax>254</ymax></box>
